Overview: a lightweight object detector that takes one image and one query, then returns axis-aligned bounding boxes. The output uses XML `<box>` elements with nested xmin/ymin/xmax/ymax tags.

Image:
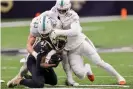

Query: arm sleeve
<box><xmin>54</xmin><ymin>21</ymin><xmax>82</xmax><ymax>37</ymax></box>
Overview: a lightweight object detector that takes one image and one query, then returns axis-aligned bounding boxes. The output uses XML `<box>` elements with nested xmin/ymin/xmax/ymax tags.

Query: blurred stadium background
<box><xmin>1</xmin><ymin>1</ymin><xmax>133</xmax><ymax>89</ymax></box>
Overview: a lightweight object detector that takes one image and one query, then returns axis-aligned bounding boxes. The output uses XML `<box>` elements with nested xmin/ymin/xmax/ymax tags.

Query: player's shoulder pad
<box><xmin>69</xmin><ymin>9</ymin><xmax>79</xmax><ymax>20</ymax></box>
<box><xmin>30</xmin><ymin>16</ymin><xmax>38</xmax><ymax>26</ymax></box>
<box><xmin>39</xmin><ymin>10</ymin><xmax>52</xmax><ymax>17</ymax></box>
<box><xmin>50</xmin><ymin>6</ymin><xmax>57</xmax><ymax>13</ymax></box>
<box><xmin>29</xmin><ymin>16</ymin><xmax>40</xmax><ymax>37</ymax></box>
<box><xmin>40</xmin><ymin>10</ymin><xmax>49</xmax><ymax>16</ymax></box>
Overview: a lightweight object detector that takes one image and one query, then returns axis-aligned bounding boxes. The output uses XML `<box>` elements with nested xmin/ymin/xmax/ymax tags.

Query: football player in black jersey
<box><xmin>7</xmin><ymin>15</ymin><xmax>67</xmax><ymax>88</ymax></box>
<box><xmin>7</xmin><ymin>35</ymin><xmax>67</xmax><ymax>88</ymax></box>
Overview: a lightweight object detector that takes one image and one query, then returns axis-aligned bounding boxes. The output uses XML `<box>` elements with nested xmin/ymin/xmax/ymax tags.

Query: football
<box><xmin>49</xmin><ymin>53</ymin><xmax>63</xmax><ymax>67</ymax></box>
<box><xmin>41</xmin><ymin>53</ymin><xmax>62</xmax><ymax>67</ymax></box>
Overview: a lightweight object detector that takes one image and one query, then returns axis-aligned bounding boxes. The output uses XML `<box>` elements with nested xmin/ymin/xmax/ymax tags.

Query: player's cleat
<box><xmin>7</xmin><ymin>76</ymin><xmax>22</xmax><ymax>88</ymax></box>
<box><xmin>7</xmin><ymin>76</ymin><xmax>18</xmax><ymax>88</ymax></box>
<box><xmin>117</xmin><ymin>77</ymin><xmax>126</xmax><ymax>85</ymax></box>
<box><xmin>85</xmin><ymin>64</ymin><xmax>95</xmax><ymax>82</ymax></box>
<box><xmin>118</xmin><ymin>79</ymin><xmax>126</xmax><ymax>85</ymax></box>
<box><xmin>7</xmin><ymin>80</ymin><xmax>17</xmax><ymax>88</ymax></box>
<box><xmin>87</xmin><ymin>74</ymin><xmax>95</xmax><ymax>82</ymax></box>
<box><xmin>65</xmin><ymin>80</ymin><xmax>79</xmax><ymax>86</ymax></box>
<box><xmin>118</xmin><ymin>80</ymin><xmax>126</xmax><ymax>85</ymax></box>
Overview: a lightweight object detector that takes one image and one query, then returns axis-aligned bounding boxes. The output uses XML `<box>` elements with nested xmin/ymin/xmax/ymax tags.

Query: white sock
<box><xmin>62</xmin><ymin>51</ymin><xmax>75</xmax><ymax>83</ymax></box>
<box><xmin>66</xmin><ymin>69</ymin><xmax>75</xmax><ymax>83</ymax></box>
<box><xmin>88</xmin><ymin>54</ymin><xmax>123</xmax><ymax>80</ymax></box>
<box><xmin>100</xmin><ymin>62</ymin><xmax>123</xmax><ymax>80</ymax></box>
<box><xmin>85</xmin><ymin>64</ymin><xmax>93</xmax><ymax>75</ymax></box>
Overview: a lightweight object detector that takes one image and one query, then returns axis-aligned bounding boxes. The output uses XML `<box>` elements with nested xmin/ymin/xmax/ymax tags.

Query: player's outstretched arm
<box><xmin>26</xmin><ymin>33</ymin><xmax>38</xmax><ymax>59</ymax></box>
<box><xmin>53</xmin><ymin>21</ymin><xmax>82</xmax><ymax>37</ymax></box>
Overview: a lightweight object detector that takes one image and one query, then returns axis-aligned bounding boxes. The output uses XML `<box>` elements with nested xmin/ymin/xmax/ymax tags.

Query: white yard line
<box><xmin>44</xmin><ymin>88</ymin><xmax>100</xmax><ymax>89</ymax></box>
<box><xmin>58</xmin><ymin>76</ymin><xmax>133</xmax><ymax>78</ymax></box>
<box><xmin>56</xmin><ymin>85</ymin><xmax>130</xmax><ymax>88</ymax></box>
<box><xmin>1</xmin><ymin>15</ymin><xmax>133</xmax><ymax>28</ymax></box>
<box><xmin>1</xmin><ymin>67</ymin><xmax>18</xmax><ymax>70</ymax></box>
<box><xmin>0</xmin><ymin>80</ymin><xmax>5</xmax><ymax>83</ymax></box>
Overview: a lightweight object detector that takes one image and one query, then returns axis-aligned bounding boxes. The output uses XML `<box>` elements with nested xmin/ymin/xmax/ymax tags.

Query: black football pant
<box><xmin>20</xmin><ymin>40</ymin><xmax>57</xmax><ymax>88</ymax></box>
<box><xmin>20</xmin><ymin>55</ymin><xmax>57</xmax><ymax>88</ymax></box>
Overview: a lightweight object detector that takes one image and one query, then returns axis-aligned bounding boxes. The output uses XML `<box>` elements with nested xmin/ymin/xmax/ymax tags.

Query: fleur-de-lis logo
<box><xmin>1</xmin><ymin>0</ymin><xmax>13</xmax><ymax>13</ymax></box>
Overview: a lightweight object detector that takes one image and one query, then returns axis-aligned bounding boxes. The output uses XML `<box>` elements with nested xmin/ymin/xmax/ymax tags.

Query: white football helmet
<box><xmin>38</xmin><ymin>16</ymin><xmax>54</xmax><ymax>36</ymax></box>
<box><xmin>55</xmin><ymin>0</ymin><xmax>71</xmax><ymax>16</ymax></box>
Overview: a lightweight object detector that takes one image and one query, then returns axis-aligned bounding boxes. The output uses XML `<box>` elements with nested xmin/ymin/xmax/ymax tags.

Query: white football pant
<box><xmin>68</xmin><ymin>38</ymin><xmax>123</xmax><ymax>80</ymax></box>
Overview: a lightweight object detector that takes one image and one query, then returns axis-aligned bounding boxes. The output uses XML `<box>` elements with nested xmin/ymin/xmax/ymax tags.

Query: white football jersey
<box><xmin>51</xmin><ymin>6</ymin><xmax>86</xmax><ymax>50</ymax></box>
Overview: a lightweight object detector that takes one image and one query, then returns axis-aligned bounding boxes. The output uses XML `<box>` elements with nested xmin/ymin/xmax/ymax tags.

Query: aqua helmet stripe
<box><xmin>60</xmin><ymin>0</ymin><xmax>64</xmax><ymax>6</ymax></box>
<box><xmin>43</xmin><ymin>16</ymin><xmax>45</xmax><ymax>31</ymax></box>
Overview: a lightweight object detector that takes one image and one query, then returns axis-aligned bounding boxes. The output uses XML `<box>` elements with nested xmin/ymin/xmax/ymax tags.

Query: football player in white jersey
<box><xmin>50</xmin><ymin>0</ymin><xmax>126</xmax><ymax>85</ymax></box>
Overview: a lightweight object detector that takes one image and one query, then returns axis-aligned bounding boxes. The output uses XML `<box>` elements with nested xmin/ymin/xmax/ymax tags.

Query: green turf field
<box><xmin>1</xmin><ymin>19</ymin><xmax>133</xmax><ymax>89</ymax></box>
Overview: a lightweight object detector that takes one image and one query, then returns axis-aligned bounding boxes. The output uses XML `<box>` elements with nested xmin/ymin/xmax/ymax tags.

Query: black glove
<box><xmin>49</xmin><ymin>54</ymin><xmax>63</xmax><ymax>67</ymax></box>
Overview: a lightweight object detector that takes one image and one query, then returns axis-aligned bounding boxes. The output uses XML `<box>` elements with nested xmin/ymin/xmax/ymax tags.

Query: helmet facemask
<box><xmin>57</xmin><ymin>8</ymin><xmax>69</xmax><ymax>15</ymax></box>
<box><xmin>51</xmin><ymin>36</ymin><xmax>67</xmax><ymax>51</ymax></box>
<box><xmin>56</xmin><ymin>0</ymin><xmax>71</xmax><ymax>16</ymax></box>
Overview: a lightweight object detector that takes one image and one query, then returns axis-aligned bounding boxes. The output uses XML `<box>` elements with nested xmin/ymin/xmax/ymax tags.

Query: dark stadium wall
<box><xmin>1</xmin><ymin>1</ymin><xmax>133</xmax><ymax>18</ymax></box>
